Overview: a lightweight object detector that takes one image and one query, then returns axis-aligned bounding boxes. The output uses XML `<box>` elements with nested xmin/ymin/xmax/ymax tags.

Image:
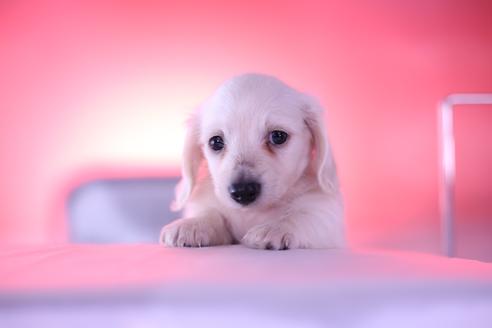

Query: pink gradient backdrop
<box><xmin>1</xmin><ymin>1</ymin><xmax>491</xmax><ymax>257</ymax></box>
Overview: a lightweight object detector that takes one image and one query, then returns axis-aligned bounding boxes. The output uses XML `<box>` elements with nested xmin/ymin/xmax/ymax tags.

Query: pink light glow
<box><xmin>2</xmin><ymin>244</ymin><xmax>492</xmax><ymax>292</ymax></box>
<box><xmin>0</xmin><ymin>1</ymin><xmax>491</xmax><ymax>258</ymax></box>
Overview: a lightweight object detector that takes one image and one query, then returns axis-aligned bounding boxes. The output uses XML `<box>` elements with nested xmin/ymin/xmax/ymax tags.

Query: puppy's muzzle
<box><xmin>228</xmin><ymin>180</ymin><xmax>261</xmax><ymax>205</ymax></box>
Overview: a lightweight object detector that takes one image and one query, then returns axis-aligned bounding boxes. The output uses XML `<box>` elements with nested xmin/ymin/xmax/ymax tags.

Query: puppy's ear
<box><xmin>171</xmin><ymin>113</ymin><xmax>203</xmax><ymax>211</ymax></box>
<box><xmin>302</xmin><ymin>96</ymin><xmax>339</xmax><ymax>194</ymax></box>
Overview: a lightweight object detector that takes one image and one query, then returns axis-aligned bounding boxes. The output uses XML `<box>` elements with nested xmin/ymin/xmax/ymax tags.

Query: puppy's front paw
<box><xmin>160</xmin><ymin>218</ymin><xmax>213</xmax><ymax>247</ymax></box>
<box><xmin>242</xmin><ymin>223</ymin><xmax>299</xmax><ymax>250</ymax></box>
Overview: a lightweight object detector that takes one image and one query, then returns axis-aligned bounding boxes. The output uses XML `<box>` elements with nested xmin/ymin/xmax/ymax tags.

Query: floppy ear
<box><xmin>302</xmin><ymin>96</ymin><xmax>339</xmax><ymax>194</ymax></box>
<box><xmin>171</xmin><ymin>114</ymin><xmax>203</xmax><ymax>211</ymax></box>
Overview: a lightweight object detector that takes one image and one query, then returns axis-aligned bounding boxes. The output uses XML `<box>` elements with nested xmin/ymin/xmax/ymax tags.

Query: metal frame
<box><xmin>438</xmin><ymin>93</ymin><xmax>492</xmax><ymax>257</ymax></box>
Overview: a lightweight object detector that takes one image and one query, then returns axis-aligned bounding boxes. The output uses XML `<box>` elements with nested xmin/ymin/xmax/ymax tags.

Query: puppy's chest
<box><xmin>221</xmin><ymin>207</ymin><xmax>279</xmax><ymax>241</ymax></box>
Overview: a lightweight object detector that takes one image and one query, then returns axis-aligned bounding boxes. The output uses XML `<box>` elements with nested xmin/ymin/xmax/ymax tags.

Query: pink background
<box><xmin>1</xmin><ymin>1</ymin><xmax>491</xmax><ymax>258</ymax></box>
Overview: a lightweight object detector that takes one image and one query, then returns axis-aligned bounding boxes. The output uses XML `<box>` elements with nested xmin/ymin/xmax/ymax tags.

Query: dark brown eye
<box><xmin>269</xmin><ymin>130</ymin><xmax>288</xmax><ymax>145</ymax></box>
<box><xmin>209</xmin><ymin>136</ymin><xmax>224</xmax><ymax>151</ymax></box>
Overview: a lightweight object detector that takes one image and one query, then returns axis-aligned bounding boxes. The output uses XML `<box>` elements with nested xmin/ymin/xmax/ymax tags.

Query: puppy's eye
<box><xmin>269</xmin><ymin>130</ymin><xmax>288</xmax><ymax>145</ymax></box>
<box><xmin>209</xmin><ymin>136</ymin><xmax>225</xmax><ymax>151</ymax></box>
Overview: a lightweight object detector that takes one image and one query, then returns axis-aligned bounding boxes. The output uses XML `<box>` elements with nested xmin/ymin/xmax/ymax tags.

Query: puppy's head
<box><xmin>173</xmin><ymin>74</ymin><xmax>337</xmax><ymax>211</ymax></box>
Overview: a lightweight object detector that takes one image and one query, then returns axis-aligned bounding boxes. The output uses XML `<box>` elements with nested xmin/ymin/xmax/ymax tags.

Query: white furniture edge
<box><xmin>438</xmin><ymin>93</ymin><xmax>492</xmax><ymax>257</ymax></box>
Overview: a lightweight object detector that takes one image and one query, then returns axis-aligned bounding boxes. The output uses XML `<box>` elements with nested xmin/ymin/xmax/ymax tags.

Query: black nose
<box><xmin>228</xmin><ymin>181</ymin><xmax>261</xmax><ymax>205</ymax></box>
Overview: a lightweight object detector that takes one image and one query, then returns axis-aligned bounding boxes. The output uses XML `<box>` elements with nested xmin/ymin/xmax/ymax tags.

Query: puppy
<box><xmin>160</xmin><ymin>73</ymin><xmax>345</xmax><ymax>250</ymax></box>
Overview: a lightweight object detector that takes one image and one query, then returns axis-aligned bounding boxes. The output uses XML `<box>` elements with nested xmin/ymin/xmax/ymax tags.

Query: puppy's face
<box><xmin>199</xmin><ymin>75</ymin><xmax>312</xmax><ymax>209</ymax></box>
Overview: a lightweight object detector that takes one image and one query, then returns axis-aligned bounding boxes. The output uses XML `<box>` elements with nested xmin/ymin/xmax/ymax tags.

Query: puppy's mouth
<box><xmin>227</xmin><ymin>179</ymin><xmax>262</xmax><ymax>206</ymax></box>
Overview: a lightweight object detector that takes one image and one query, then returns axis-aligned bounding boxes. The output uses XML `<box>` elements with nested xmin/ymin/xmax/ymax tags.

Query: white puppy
<box><xmin>160</xmin><ymin>73</ymin><xmax>345</xmax><ymax>250</ymax></box>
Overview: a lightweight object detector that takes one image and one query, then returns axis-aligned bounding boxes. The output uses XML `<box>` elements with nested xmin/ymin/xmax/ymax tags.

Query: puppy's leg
<box><xmin>160</xmin><ymin>212</ymin><xmax>233</xmax><ymax>247</ymax></box>
<box><xmin>241</xmin><ymin>219</ymin><xmax>299</xmax><ymax>250</ymax></box>
<box><xmin>242</xmin><ymin>194</ymin><xmax>345</xmax><ymax>250</ymax></box>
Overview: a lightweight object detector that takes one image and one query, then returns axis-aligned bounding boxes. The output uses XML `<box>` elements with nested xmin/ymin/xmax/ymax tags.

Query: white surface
<box><xmin>1</xmin><ymin>244</ymin><xmax>491</xmax><ymax>327</ymax></box>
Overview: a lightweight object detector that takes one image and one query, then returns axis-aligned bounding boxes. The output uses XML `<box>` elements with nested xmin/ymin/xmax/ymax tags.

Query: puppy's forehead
<box><xmin>202</xmin><ymin>74</ymin><xmax>306</xmax><ymax>132</ymax></box>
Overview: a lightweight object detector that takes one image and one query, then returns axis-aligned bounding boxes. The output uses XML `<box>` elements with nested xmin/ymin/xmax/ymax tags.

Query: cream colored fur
<box><xmin>160</xmin><ymin>73</ymin><xmax>345</xmax><ymax>250</ymax></box>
